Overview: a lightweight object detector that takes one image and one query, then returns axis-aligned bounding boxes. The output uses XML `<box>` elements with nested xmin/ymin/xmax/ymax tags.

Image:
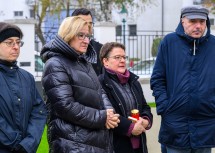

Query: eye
<box><xmin>86</xmin><ymin>34</ymin><xmax>92</xmax><ymax>39</ymax></box>
<box><xmin>115</xmin><ymin>56</ymin><xmax>121</xmax><ymax>60</ymax></box>
<box><xmin>122</xmin><ymin>56</ymin><xmax>127</xmax><ymax>60</ymax></box>
<box><xmin>8</xmin><ymin>42</ymin><xmax>13</xmax><ymax>45</ymax></box>
<box><xmin>200</xmin><ymin>20</ymin><xmax>206</xmax><ymax>23</ymax></box>
<box><xmin>78</xmin><ymin>33</ymin><xmax>85</xmax><ymax>38</ymax></box>
<box><xmin>88</xmin><ymin>22</ymin><xmax>93</xmax><ymax>25</ymax></box>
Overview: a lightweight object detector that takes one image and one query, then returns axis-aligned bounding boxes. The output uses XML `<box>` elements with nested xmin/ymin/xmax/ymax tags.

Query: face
<box><xmin>103</xmin><ymin>47</ymin><xmax>127</xmax><ymax>74</ymax></box>
<box><xmin>0</xmin><ymin>37</ymin><xmax>21</xmax><ymax>62</ymax></box>
<box><xmin>69</xmin><ymin>25</ymin><xmax>90</xmax><ymax>54</ymax></box>
<box><xmin>77</xmin><ymin>14</ymin><xmax>93</xmax><ymax>31</ymax></box>
<box><xmin>182</xmin><ymin>17</ymin><xmax>207</xmax><ymax>38</ymax></box>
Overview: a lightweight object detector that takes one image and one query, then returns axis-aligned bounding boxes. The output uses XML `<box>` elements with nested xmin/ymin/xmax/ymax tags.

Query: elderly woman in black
<box><xmin>98</xmin><ymin>42</ymin><xmax>153</xmax><ymax>153</ymax></box>
<box><xmin>41</xmin><ymin>17</ymin><xmax>119</xmax><ymax>153</ymax></box>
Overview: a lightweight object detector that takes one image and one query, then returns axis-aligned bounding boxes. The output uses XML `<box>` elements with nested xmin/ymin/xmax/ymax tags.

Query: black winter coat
<box><xmin>99</xmin><ymin>70</ymin><xmax>153</xmax><ymax>153</ymax></box>
<box><xmin>87</xmin><ymin>39</ymin><xmax>103</xmax><ymax>75</ymax></box>
<box><xmin>41</xmin><ymin>36</ymin><xmax>113</xmax><ymax>153</ymax></box>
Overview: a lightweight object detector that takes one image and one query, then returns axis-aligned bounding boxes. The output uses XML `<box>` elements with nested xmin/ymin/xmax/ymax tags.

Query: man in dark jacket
<box><xmin>151</xmin><ymin>5</ymin><xmax>215</xmax><ymax>153</ymax></box>
<box><xmin>71</xmin><ymin>8</ymin><xmax>103</xmax><ymax>75</ymax></box>
<box><xmin>0</xmin><ymin>22</ymin><xmax>47</xmax><ymax>153</ymax></box>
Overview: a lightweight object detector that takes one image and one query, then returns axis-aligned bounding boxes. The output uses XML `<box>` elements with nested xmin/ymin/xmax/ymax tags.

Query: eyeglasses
<box><xmin>76</xmin><ymin>32</ymin><xmax>92</xmax><ymax>41</ymax></box>
<box><xmin>107</xmin><ymin>55</ymin><xmax>128</xmax><ymax>61</ymax></box>
<box><xmin>1</xmin><ymin>41</ymin><xmax>24</xmax><ymax>47</ymax></box>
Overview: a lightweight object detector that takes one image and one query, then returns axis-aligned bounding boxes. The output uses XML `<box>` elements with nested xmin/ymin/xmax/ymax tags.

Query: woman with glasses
<box><xmin>41</xmin><ymin>17</ymin><xmax>119</xmax><ymax>153</ymax></box>
<box><xmin>98</xmin><ymin>42</ymin><xmax>153</xmax><ymax>153</ymax></box>
<box><xmin>0</xmin><ymin>22</ymin><xmax>47</xmax><ymax>153</ymax></box>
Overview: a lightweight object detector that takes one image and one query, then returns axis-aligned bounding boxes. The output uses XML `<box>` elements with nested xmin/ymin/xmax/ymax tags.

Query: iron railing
<box><xmin>115</xmin><ymin>30</ymin><xmax>171</xmax><ymax>76</ymax></box>
<box><xmin>34</xmin><ymin>30</ymin><xmax>171</xmax><ymax>77</ymax></box>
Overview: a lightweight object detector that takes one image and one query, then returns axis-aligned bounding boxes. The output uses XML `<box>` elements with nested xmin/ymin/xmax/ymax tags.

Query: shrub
<box><xmin>151</xmin><ymin>37</ymin><xmax>162</xmax><ymax>57</ymax></box>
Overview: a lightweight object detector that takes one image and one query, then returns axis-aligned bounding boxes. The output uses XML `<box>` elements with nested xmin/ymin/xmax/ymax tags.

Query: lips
<box><xmin>193</xmin><ymin>30</ymin><xmax>201</xmax><ymax>33</ymax></box>
<box><xmin>11</xmin><ymin>53</ymin><xmax>19</xmax><ymax>56</ymax></box>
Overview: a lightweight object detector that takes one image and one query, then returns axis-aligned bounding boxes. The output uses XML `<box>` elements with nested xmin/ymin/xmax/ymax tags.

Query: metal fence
<box><xmin>115</xmin><ymin>30</ymin><xmax>171</xmax><ymax>76</ymax></box>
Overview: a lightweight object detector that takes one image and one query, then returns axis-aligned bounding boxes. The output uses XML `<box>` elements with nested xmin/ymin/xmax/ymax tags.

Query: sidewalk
<box><xmin>146</xmin><ymin>108</ymin><xmax>215</xmax><ymax>153</ymax></box>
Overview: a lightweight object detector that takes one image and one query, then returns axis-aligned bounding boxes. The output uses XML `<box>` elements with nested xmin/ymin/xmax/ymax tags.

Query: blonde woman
<box><xmin>41</xmin><ymin>17</ymin><xmax>119</xmax><ymax>153</ymax></box>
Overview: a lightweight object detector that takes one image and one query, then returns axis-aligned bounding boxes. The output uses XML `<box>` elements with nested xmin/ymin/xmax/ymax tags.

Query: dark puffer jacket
<box><xmin>87</xmin><ymin>39</ymin><xmax>103</xmax><ymax>75</ymax></box>
<box><xmin>41</xmin><ymin>35</ymin><xmax>113</xmax><ymax>153</ymax></box>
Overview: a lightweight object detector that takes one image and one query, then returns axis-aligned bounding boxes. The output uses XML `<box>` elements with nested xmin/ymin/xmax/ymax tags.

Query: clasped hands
<box><xmin>105</xmin><ymin>109</ymin><xmax>120</xmax><ymax>129</ymax></box>
<box><xmin>131</xmin><ymin>117</ymin><xmax>149</xmax><ymax>136</ymax></box>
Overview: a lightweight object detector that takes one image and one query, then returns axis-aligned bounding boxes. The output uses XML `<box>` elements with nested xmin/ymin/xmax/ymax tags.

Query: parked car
<box><xmin>129</xmin><ymin>57</ymin><xmax>156</xmax><ymax>78</ymax></box>
<box><xmin>35</xmin><ymin>55</ymin><xmax>44</xmax><ymax>72</ymax></box>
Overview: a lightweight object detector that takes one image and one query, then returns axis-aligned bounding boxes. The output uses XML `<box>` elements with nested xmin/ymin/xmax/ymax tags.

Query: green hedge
<box><xmin>37</xmin><ymin>125</ymin><xmax>49</xmax><ymax>153</ymax></box>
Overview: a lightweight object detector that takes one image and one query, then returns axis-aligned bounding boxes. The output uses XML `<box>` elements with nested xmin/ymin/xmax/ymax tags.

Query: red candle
<box><xmin>131</xmin><ymin>109</ymin><xmax>139</xmax><ymax>120</ymax></box>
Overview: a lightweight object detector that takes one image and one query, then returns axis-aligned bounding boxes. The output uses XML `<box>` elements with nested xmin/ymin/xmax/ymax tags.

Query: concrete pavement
<box><xmin>146</xmin><ymin>108</ymin><xmax>215</xmax><ymax>153</ymax></box>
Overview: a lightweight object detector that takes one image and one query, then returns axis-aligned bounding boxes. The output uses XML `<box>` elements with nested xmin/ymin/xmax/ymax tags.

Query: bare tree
<box><xmin>203</xmin><ymin>0</ymin><xmax>215</xmax><ymax>14</ymax></box>
<box><xmin>80</xmin><ymin>0</ymin><xmax>152</xmax><ymax>21</ymax></box>
<box><xmin>33</xmin><ymin>0</ymin><xmax>65</xmax><ymax>45</ymax></box>
<box><xmin>33</xmin><ymin>0</ymin><xmax>152</xmax><ymax>45</ymax></box>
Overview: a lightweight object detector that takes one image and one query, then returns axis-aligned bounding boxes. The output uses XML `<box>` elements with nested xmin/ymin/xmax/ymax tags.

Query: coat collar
<box><xmin>40</xmin><ymin>35</ymin><xmax>97</xmax><ymax>63</ymax></box>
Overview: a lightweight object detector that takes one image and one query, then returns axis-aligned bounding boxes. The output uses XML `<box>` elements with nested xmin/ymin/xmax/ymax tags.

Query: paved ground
<box><xmin>146</xmin><ymin>108</ymin><xmax>215</xmax><ymax>153</ymax></box>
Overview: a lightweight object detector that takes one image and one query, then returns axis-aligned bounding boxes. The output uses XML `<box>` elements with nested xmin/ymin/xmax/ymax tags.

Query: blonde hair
<box><xmin>58</xmin><ymin>16</ymin><xmax>92</xmax><ymax>43</ymax></box>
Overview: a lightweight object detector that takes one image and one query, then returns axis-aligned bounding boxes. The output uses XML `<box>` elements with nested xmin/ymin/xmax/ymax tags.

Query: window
<box><xmin>129</xmin><ymin>25</ymin><xmax>137</xmax><ymax>36</ymax></box>
<box><xmin>193</xmin><ymin>0</ymin><xmax>204</xmax><ymax>4</ymax></box>
<box><xmin>14</xmin><ymin>11</ymin><xmax>23</xmax><ymax>17</ymax></box>
<box><xmin>30</xmin><ymin>9</ymin><xmax>35</xmax><ymax>18</ymax></box>
<box><xmin>20</xmin><ymin>62</ymin><xmax>31</xmax><ymax>67</ymax></box>
<box><xmin>116</xmin><ymin>25</ymin><xmax>122</xmax><ymax>36</ymax></box>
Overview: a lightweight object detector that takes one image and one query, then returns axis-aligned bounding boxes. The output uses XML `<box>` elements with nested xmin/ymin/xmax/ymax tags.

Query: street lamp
<box><xmin>119</xmin><ymin>4</ymin><xmax>128</xmax><ymax>46</ymax></box>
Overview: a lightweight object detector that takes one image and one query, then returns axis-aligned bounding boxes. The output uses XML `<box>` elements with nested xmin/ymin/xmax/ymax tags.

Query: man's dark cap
<box><xmin>181</xmin><ymin>5</ymin><xmax>209</xmax><ymax>20</ymax></box>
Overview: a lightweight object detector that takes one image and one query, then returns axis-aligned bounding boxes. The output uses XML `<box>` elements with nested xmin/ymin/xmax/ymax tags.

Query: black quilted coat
<box><xmin>40</xmin><ymin>35</ymin><xmax>113</xmax><ymax>153</ymax></box>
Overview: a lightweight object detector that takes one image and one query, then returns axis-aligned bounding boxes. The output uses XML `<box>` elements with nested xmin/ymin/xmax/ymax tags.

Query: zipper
<box><xmin>193</xmin><ymin>39</ymin><xmax>196</xmax><ymax>55</ymax></box>
<box><xmin>130</xmin><ymin>77</ymin><xmax>139</xmax><ymax>110</ymax></box>
<box><xmin>107</xmin><ymin>84</ymin><xmax>127</xmax><ymax>117</ymax></box>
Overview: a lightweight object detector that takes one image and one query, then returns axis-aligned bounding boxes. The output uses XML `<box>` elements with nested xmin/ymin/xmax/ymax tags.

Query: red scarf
<box><xmin>105</xmin><ymin>68</ymin><xmax>130</xmax><ymax>84</ymax></box>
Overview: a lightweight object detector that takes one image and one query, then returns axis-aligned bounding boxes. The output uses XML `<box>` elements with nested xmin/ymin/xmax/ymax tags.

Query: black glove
<box><xmin>12</xmin><ymin>144</ymin><xmax>27</xmax><ymax>153</ymax></box>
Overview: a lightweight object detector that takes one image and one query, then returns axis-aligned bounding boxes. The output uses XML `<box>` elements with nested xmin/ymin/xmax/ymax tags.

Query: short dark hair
<box><xmin>71</xmin><ymin>8</ymin><xmax>93</xmax><ymax>18</ymax></box>
<box><xmin>100</xmin><ymin>42</ymin><xmax>125</xmax><ymax>66</ymax></box>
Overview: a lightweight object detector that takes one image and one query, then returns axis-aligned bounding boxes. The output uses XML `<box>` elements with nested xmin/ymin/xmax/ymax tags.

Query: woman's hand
<box><xmin>105</xmin><ymin>109</ymin><xmax>120</xmax><ymax>129</ymax></box>
<box><xmin>141</xmin><ymin>117</ymin><xmax>149</xmax><ymax>129</ymax></box>
<box><xmin>131</xmin><ymin>117</ymin><xmax>146</xmax><ymax>136</ymax></box>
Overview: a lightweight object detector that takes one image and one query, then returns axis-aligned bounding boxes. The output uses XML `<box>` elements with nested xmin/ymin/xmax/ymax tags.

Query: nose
<box><xmin>83</xmin><ymin>37</ymin><xmax>90</xmax><ymax>44</ymax></box>
<box><xmin>12</xmin><ymin>43</ymin><xmax>20</xmax><ymax>48</ymax></box>
<box><xmin>195</xmin><ymin>21</ymin><xmax>202</xmax><ymax>28</ymax></box>
<box><xmin>120</xmin><ymin>57</ymin><xmax>126</xmax><ymax>62</ymax></box>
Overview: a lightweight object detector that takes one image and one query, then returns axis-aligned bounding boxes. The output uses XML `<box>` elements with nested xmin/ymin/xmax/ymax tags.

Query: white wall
<box><xmin>0</xmin><ymin>0</ymin><xmax>31</xmax><ymax>21</ymax></box>
<box><xmin>136</xmin><ymin>0</ymin><xmax>184</xmax><ymax>32</ymax></box>
<box><xmin>139</xmin><ymin>79</ymin><xmax>155</xmax><ymax>102</ymax></box>
<box><xmin>94</xmin><ymin>22</ymin><xmax>116</xmax><ymax>44</ymax></box>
